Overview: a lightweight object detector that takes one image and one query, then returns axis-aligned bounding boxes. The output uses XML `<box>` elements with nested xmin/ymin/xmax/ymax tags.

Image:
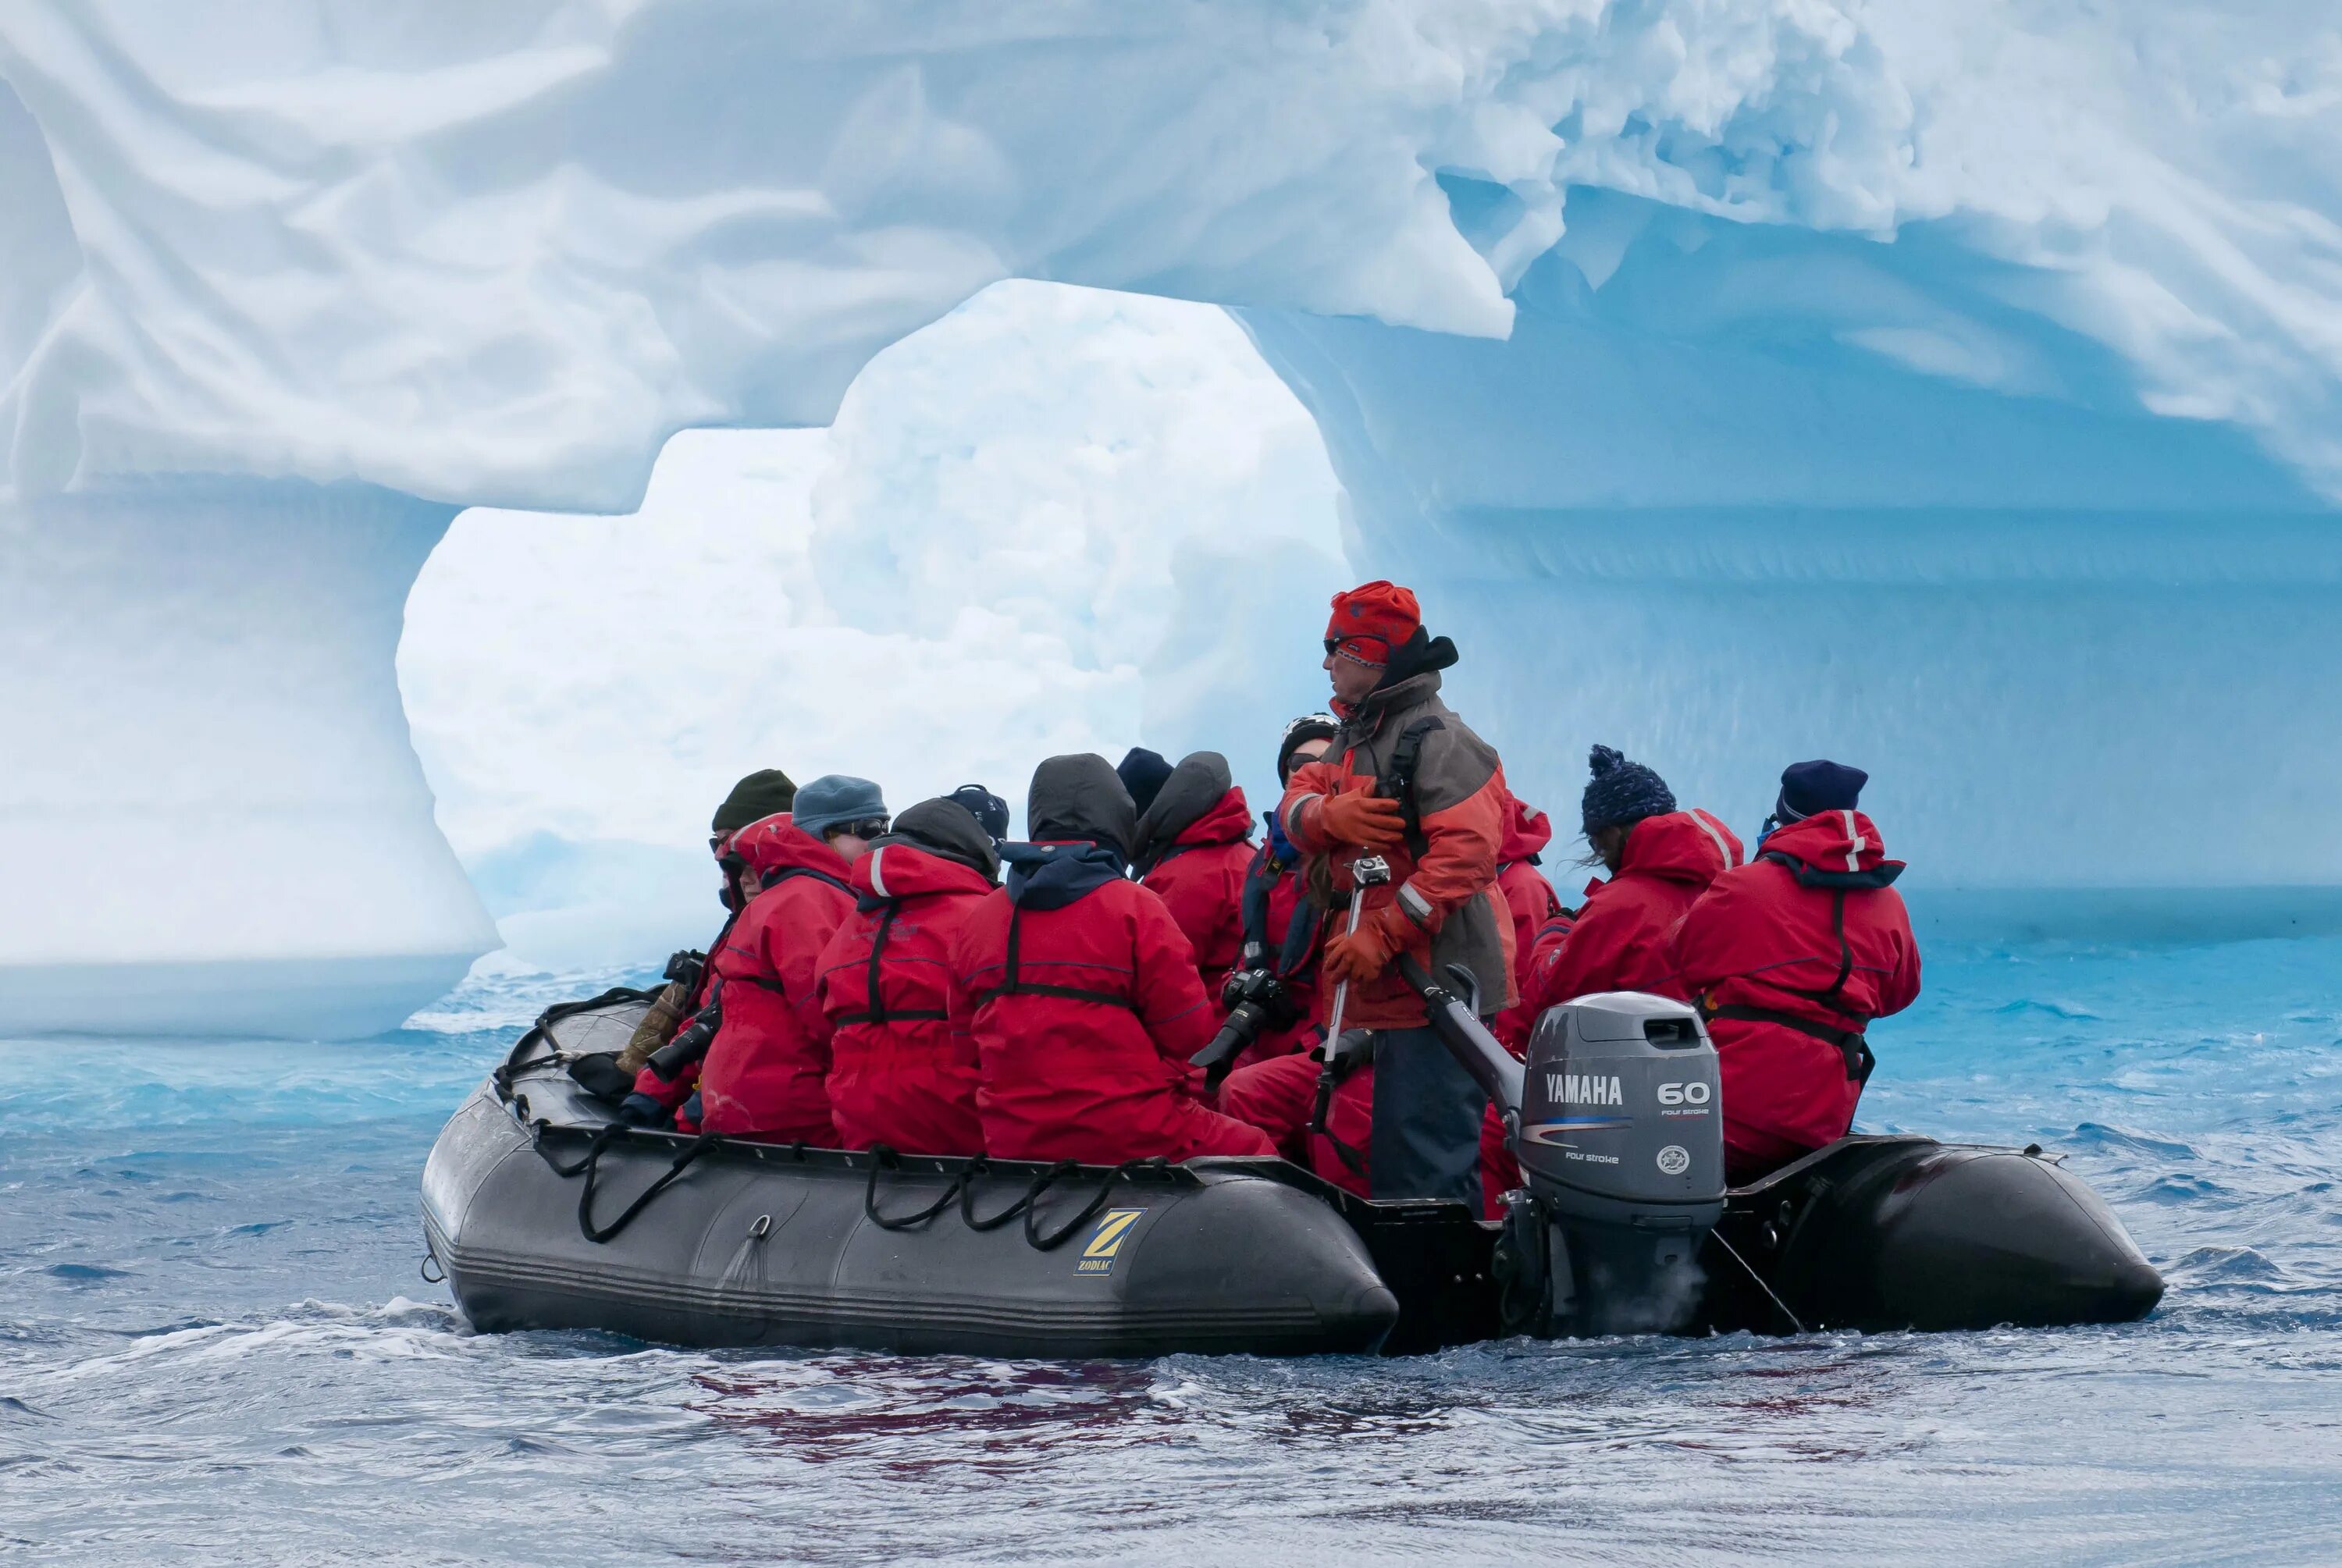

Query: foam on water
<box><xmin>2</xmin><ymin>940</ymin><xmax>2338</xmax><ymax>1564</ymax></box>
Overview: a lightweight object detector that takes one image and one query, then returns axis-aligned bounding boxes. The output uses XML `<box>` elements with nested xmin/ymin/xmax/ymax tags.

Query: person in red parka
<box><xmin>1490</xmin><ymin>792</ymin><xmax>1564</xmax><ymax>1054</ymax></box>
<box><xmin>1479</xmin><ymin>747</ymin><xmax>1742</xmax><ymax>1212</ymax></box>
<box><xmin>1133</xmin><ymin>751</ymin><xmax>1255</xmax><ymax>1015</ymax></box>
<box><xmin>949</xmin><ymin>753</ymin><xmax>1275</xmax><ymax>1164</ymax></box>
<box><xmin>816</xmin><ymin>797</ymin><xmax>1000</xmax><ymax>1157</ymax></box>
<box><xmin>1223</xmin><ymin>583</ymin><xmax>1514</xmax><ymax>1208</ymax></box>
<box><xmin>694</xmin><ymin>774</ymin><xmax>890</xmax><ymax>1142</ymax></box>
<box><xmin>617</xmin><ymin>768</ymin><xmax>798</xmax><ymax>1126</ymax></box>
<box><xmin>1673</xmin><ymin>760</ymin><xmax>1920</xmax><ymax>1182</ymax></box>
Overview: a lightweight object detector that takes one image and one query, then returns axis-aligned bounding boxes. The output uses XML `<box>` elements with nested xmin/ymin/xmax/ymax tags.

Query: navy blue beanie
<box><xmin>1116</xmin><ymin>748</ymin><xmax>1176</xmax><ymax>817</ymax></box>
<box><xmin>948</xmin><ymin>784</ymin><xmax>1011</xmax><ymax>842</ymax></box>
<box><xmin>1581</xmin><ymin>745</ymin><xmax>1675</xmax><ymax>835</ymax></box>
<box><xmin>1776</xmin><ymin>759</ymin><xmax>1867</xmax><ymax>821</ymax></box>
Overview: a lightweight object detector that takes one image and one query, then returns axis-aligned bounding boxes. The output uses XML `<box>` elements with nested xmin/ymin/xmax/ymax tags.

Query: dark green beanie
<box><xmin>711</xmin><ymin>769</ymin><xmax>797</xmax><ymax>833</ymax></box>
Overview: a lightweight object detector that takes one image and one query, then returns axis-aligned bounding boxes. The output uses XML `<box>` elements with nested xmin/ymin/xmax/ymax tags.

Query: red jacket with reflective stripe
<box><xmin>696</xmin><ymin>815</ymin><xmax>856</xmax><ymax>1141</ymax></box>
<box><xmin>948</xmin><ymin>861</ymin><xmax>1225</xmax><ymax>1164</ymax></box>
<box><xmin>1672</xmin><ymin>809</ymin><xmax>1920</xmax><ymax>1157</ymax></box>
<box><xmin>816</xmin><ymin>839</ymin><xmax>994</xmax><ymax>1157</ymax></box>
<box><xmin>1140</xmin><ymin>785</ymin><xmax>1255</xmax><ymax>1013</ymax></box>
<box><xmin>1522</xmin><ymin>809</ymin><xmax>1742</xmax><ymax>1015</ymax></box>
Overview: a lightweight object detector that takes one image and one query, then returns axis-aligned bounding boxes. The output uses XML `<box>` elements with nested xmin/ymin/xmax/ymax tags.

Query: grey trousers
<box><xmin>1368</xmin><ymin>1024</ymin><xmax>1489</xmax><ymax>1210</ymax></box>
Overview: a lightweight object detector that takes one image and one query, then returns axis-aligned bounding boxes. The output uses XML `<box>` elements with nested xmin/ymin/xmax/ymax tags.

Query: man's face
<box><xmin>1322</xmin><ymin>645</ymin><xmax>1383</xmax><ymax>706</ymax></box>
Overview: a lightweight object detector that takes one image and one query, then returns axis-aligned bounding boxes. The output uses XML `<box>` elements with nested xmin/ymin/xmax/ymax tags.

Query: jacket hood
<box><xmin>1134</xmin><ymin>752</ymin><xmax>1250</xmax><ymax>868</ymax></box>
<box><xmin>1026</xmin><ymin>753</ymin><xmax>1137</xmax><ymax>860</ymax></box>
<box><xmin>882</xmin><ymin>798</ymin><xmax>1001</xmax><ymax>884</ymax></box>
<box><xmin>1001</xmin><ymin>840</ymin><xmax>1128</xmax><ymax>911</ymax></box>
<box><xmin>1760</xmin><ymin>809</ymin><xmax>1904</xmax><ymax>887</ymax></box>
<box><xmin>728</xmin><ymin>812</ymin><xmax>851</xmax><ymax>886</ymax></box>
<box><xmin>853</xmin><ymin>836</ymin><xmax>996</xmax><ymax>906</ymax></box>
<box><xmin>1498</xmin><ymin>794</ymin><xmax>1553</xmax><ymax>865</ymax></box>
<box><xmin>1619</xmin><ymin>809</ymin><xmax>1744</xmax><ymax>887</ymax></box>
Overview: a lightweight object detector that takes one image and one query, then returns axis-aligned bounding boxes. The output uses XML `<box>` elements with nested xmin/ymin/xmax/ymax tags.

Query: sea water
<box><xmin>3</xmin><ymin>942</ymin><xmax>2337</xmax><ymax>1566</ymax></box>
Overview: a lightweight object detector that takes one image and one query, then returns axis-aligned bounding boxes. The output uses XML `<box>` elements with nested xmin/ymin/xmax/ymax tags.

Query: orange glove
<box><xmin>1322</xmin><ymin>903</ymin><xmax>1422</xmax><ymax>986</ymax></box>
<box><xmin>1314</xmin><ymin>789</ymin><xmax>1407</xmax><ymax>851</ymax></box>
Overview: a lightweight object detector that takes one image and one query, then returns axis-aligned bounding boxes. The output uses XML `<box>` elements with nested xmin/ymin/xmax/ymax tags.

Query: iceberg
<box><xmin>4</xmin><ymin>2</ymin><xmax>2340</xmax><ymax>1033</ymax></box>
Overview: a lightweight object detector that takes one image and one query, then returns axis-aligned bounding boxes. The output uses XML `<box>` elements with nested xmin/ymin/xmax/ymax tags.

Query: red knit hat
<box><xmin>1325</xmin><ymin>581</ymin><xmax>1421</xmax><ymax>666</ymax></box>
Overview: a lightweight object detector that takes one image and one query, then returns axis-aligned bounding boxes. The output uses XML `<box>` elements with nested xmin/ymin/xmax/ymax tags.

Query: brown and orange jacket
<box><xmin>1278</xmin><ymin>670</ymin><xmax>1515</xmax><ymax>1029</ymax></box>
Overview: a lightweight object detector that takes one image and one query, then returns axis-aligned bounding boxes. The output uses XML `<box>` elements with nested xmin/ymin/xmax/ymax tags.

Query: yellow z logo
<box><xmin>1075</xmin><ymin>1208</ymin><xmax>1146</xmax><ymax>1275</ymax></box>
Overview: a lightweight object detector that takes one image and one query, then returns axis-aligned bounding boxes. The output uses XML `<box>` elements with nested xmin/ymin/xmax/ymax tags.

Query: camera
<box><xmin>1189</xmin><ymin>969</ymin><xmax>1300</xmax><ymax>1088</ymax></box>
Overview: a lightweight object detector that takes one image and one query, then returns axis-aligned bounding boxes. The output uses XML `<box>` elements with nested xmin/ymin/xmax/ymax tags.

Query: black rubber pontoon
<box><xmin>420</xmin><ymin>992</ymin><xmax>2162</xmax><ymax>1356</ymax></box>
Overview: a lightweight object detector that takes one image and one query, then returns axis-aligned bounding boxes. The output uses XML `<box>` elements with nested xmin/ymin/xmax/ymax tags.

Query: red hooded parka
<box><xmin>817</xmin><ymin>837</ymin><xmax>995</xmax><ymax>1156</ymax></box>
<box><xmin>1671</xmin><ymin>809</ymin><xmax>1920</xmax><ymax>1179</ymax></box>
<box><xmin>695</xmin><ymin>815</ymin><xmax>857</xmax><ymax>1142</ymax></box>
<box><xmin>1138</xmin><ymin>784</ymin><xmax>1255</xmax><ymax>1012</ymax></box>
<box><xmin>1491</xmin><ymin>795</ymin><xmax>1564</xmax><ymax>1052</ymax></box>
<box><xmin>949</xmin><ymin>841</ymin><xmax>1274</xmax><ymax>1164</ymax></box>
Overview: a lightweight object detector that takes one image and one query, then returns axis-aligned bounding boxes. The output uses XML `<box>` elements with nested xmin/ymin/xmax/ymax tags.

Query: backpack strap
<box><xmin>1378</xmin><ymin>716</ymin><xmax>1445</xmax><ymax>859</ymax></box>
<box><xmin>831</xmin><ymin>902</ymin><xmax>949</xmax><ymax>1027</ymax></box>
<box><xmin>973</xmin><ymin>905</ymin><xmax>1141</xmax><ymax>1013</ymax></box>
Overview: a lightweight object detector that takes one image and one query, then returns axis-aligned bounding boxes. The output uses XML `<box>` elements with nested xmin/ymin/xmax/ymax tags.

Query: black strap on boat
<box><xmin>1702</xmin><ymin>999</ymin><xmax>1875</xmax><ymax>1084</ymax></box>
<box><xmin>493</xmin><ymin>985</ymin><xmax>664</xmax><ymax>1093</ymax></box>
<box><xmin>1021</xmin><ymin>1156</ymin><xmax>1170</xmax><ymax>1251</ymax></box>
<box><xmin>971</xmin><ymin>907</ymin><xmax>1140</xmax><ymax>1012</ymax></box>
<box><xmin>546</xmin><ymin>1125</ymin><xmax>724</xmax><ymax>1245</ymax></box>
<box><xmin>862</xmin><ymin>1145</ymin><xmax>969</xmax><ymax>1232</ymax></box>
<box><xmin>960</xmin><ymin>1154</ymin><xmax>1038</xmax><ymax>1231</ymax></box>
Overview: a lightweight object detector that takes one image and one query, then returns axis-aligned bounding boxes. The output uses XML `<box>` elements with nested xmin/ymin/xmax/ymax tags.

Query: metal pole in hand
<box><xmin>1308</xmin><ymin>852</ymin><xmax>1392</xmax><ymax>1155</ymax></box>
<box><xmin>1322</xmin><ymin>854</ymin><xmax>1390</xmax><ymax>1047</ymax></box>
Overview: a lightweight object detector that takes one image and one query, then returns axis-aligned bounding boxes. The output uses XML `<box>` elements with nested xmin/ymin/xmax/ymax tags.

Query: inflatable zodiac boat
<box><xmin>421</xmin><ymin>989</ymin><xmax>2164</xmax><ymax>1356</ymax></box>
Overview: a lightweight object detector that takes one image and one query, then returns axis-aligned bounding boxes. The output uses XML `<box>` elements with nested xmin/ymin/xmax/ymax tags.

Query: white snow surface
<box><xmin>400</xmin><ymin>283</ymin><xmax>1344</xmax><ymax>975</ymax></box>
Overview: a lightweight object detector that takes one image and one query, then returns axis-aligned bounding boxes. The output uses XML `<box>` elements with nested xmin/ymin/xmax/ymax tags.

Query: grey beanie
<box><xmin>791</xmin><ymin>773</ymin><xmax>888</xmax><ymax>838</ymax></box>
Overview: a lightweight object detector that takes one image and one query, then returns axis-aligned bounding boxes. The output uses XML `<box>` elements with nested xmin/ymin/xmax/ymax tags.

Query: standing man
<box><xmin>1274</xmin><ymin>581</ymin><xmax>1513</xmax><ymax>1207</ymax></box>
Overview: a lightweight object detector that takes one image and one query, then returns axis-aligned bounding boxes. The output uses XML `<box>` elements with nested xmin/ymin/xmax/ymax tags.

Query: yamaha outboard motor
<box><xmin>1401</xmin><ymin>962</ymin><xmax>1724</xmax><ymax>1338</ymax></box>
<box><xmin>1504</xmin><ymin>991</ymin><xmax>1724</xmax><ymax>1335</ymax></box>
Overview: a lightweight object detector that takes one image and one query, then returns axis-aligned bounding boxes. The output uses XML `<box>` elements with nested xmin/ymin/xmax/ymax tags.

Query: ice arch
<box><xmin>4</xmin><ymin>2</ymin><xmax>2341</xmax><ymax>1033</ymax></box>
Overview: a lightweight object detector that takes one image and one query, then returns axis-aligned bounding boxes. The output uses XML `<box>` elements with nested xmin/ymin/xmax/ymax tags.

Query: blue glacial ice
<box><xmin>3</xmin><ymin>2</ymin><xmax>2340</xmax><ymax>1031</ymax></box>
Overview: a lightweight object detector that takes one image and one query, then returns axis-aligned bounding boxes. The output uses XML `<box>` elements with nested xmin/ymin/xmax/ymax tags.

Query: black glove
<box><xmin>616</xmin><ymin>1093</ymin><xmax>669</xmax><ymax>1128</ymax></box>
<box><xmin>566</xmin><ymin>1051</ymin><xmax>638</xmax><ymax>1104</ymax></box>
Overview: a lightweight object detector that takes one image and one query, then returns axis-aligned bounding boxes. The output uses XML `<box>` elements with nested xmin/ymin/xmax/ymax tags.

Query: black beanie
<box><xmin>1581</xmin><ymin>745</ymin><xmax>1675</xmax><ymax>835</ymax></box>
<box><xmin>1116</xmin><ymin>748</ymin><xmax>1175</xmax><ymax>817</ymax></box>
<box><xmin>1776</xmin><ymin>759</ymin><xmax>1868</xmax><ymax>821</ymax></box>
<box><xmin>886</xmin><ymin>798</ymin><xmax>1002</xmax><ymax>884</ymax></box>
<box><xmin>947</xmin><ymin>784</ymin><xmax>1011</xmax><ymax>842</ymax></box>
<box><xmin>1276</xmin><ymin>714</ymin><xmax>1340</xmax><ymax>784</ymax></box>
<box><xmin>711</xmin><ymin>768</ymin><xmax>797</xmax><ymax>833</ymax></box>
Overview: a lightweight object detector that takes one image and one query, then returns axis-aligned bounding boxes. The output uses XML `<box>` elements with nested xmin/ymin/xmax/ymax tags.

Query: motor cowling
<box><xmin>1499</xmin><ymin>991</ymin><xmax>1725</xmax><ymax>1336</ymax></box>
